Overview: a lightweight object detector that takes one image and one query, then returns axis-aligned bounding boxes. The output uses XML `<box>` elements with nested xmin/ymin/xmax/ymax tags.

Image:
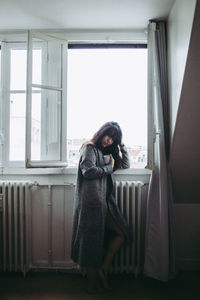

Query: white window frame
<box><xmin>67</xmin><ymin>43</ymin><xmax>150</xmax><ymax>170</ymax></box>
<box><xmin>1</xmin><ymin>41</ymin><xmax>28</xmax><ymax>168</ymax></box>
<box><xmin>26</xmin><ymin>31</ymin><xmax>68</xmax><ymax>168</ymax></box>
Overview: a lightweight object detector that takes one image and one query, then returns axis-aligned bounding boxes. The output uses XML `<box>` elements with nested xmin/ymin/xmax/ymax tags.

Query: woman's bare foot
<box><xmin>97</xmin><ymin>268</ymin><xmax>112</xmax><ymax>291</ymax></box>
<box><xmin>87</xmin><ymin>286</ymin><xmax>104</xmax><ymax>294</ymax></box>
<box><xmin>87</xmin><ymin>268</ymin><xmax>105</xmax><ymax>294</ymax></box>
<box><xmin>87</xmin><ymin>279</ymin><xmax>105</xmax><ymax>294</ymax></box>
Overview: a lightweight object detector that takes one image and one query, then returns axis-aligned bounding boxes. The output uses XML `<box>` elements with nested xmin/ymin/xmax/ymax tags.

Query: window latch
<box><xmin>153</xmin><ymin>127</ymin><xmax>161</xmax><ymax>143</ymax></box>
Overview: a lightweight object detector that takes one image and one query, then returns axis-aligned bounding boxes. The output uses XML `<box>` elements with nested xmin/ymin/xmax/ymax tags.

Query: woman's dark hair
<box><xmin>91</xmin><ymin>121</ymin><xmax>123</xmax><ymax>170</ymax></box>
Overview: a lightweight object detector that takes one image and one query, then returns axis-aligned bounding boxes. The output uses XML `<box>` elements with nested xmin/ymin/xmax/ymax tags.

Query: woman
<box><xmin>71</xmin><ymin>121</ymin><xmax>131</xmax><ymax>294</ymax></box>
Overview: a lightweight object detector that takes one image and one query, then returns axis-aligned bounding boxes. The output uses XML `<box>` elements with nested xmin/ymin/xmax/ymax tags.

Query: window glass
<box><xmin>10</xmin><ymin>47</ymin><xmax>42</xmax><ymax>90</ymax></box>
<box><xmin>32</xmin><ymin>40</ymin><xmax>62</xmax><ymax>88</ymax></box>
<box><xmin>9</xmin><ymin>47</ymin><xmax>42</xmax><ymax>161</ymax></box>
<box><xmin>31</xmin><ymin>91</ymin><xmax>41</xmax><ymax>160</ymax></box>
<box><xmin>10</xmin><ymin>49</ymin><xmax>26</xmax><ymax>90</ymax></box>
<box><xmin>0</xmin><ymin>49</ymin><xmax>1</xmax><ymax>84</ymax></box>
<box><xmin>67</xmin><ymin>47</ymin><xmax>147</xmax><ymax>168</ymax></box>
<box><xmin>31</xmin><ymin>88</ymin><xmax>61</xmax><ymax>161</ymax></box>
<box><xmin>9</xmin><ymin>93</ymin><xmax>26</xmax><ymax>160</ymax></box>
<box><xmin>32</xmin><ymin>48</ymin><xmax>42</xmax><ymax>85</ymax></box>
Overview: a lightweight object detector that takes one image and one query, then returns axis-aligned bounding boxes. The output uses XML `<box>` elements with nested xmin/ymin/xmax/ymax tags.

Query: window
<box><xmin>67</xmin><ymin>44</ymin><xmax>147</xmax><ymax>168</ymax></box>
<box><xmin>1</xmin><ymin>43</ymin><xmax>27</xmax><ymax>167</ymax></box>
<box><xmin>26</xmin><ymin>32</ymin><xmax>67</xmax><ymax>167</ymax></box>
<box><xmin>9</xmin><ymin>46</ymin><xmax>41</xmax><ymax>161</ymax></box>
<box><xmin>1</xmin><ymin>32</ymin><xmax>148</xmax><ymax>169</ymax></box>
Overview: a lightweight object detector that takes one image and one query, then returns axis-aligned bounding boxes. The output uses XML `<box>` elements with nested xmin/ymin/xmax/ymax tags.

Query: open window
<box><xmin>26</xmin><ymin>31</ymin><xmax>67</xmax><ymax>167</ymax></box>
<box><xmin>1</xmin><ymin>34</ymin><xmax>149</xmax><ymax>170</ymax></box>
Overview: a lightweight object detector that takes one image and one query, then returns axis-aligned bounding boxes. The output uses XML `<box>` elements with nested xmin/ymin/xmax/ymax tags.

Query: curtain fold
<box><xmin>144</xmin><ymin>21</ymin><xmax>176</xmax><ymax>281</ymax></box>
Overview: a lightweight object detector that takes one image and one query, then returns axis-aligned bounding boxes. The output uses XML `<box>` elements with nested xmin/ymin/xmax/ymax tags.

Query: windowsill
<box><xmin>1</xmin><ymin>167</ymin><xmax>152</xmax><ymax>176</ymax></box>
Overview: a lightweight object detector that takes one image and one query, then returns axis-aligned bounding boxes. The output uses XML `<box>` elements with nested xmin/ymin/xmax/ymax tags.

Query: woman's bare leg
<box><xmin>87</xmin><ymin>267</ymin><xmax>104</xmax><ymax>293</ymax></box>
<box><xmin>102</xmin><ymin>210</ymin><xmax>125</xmax><ymax>273</ymax></box>
<box><xmin>97</xmin><ymin>210</ymin><xmax>125</xmax><ymax>290</ymax></box>
<box><xmin>87</xmin><ymin>267</ymin><xmax>97</xmax><ymax>291</ymax></box>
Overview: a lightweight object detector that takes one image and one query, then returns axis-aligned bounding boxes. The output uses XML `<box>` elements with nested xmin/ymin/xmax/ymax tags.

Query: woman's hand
<box><xmin>120</xmin><ymin>140</ymin><xmax>124</xmax><ymax>147</ymax></box>
<box><xmin>109</xmin><ymin>154</ymin><xmax>115</xmax><ymax>169</ymax></box>
<box><xmin>118</xmin><ymin>142</ymin><xmax>124</xmax><ymax>158</ymax></box>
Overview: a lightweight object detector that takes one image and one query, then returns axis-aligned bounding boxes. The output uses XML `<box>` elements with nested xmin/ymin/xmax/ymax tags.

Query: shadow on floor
<box><xmin>0</xmin><ymin>270</ymin><xmax>200</xmax><ymax>300</ymax></box>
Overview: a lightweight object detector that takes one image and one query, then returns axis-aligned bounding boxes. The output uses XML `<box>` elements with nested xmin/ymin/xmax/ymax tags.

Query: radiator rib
<box><xmin>112</xmin><ymin>180</ymin><xmax>144</xmax><ymax>276</ymax></box>
<box><xmin>0</xmin><ymin>181</ymin><xmax>32</xmax><ymax>275</ymax></box>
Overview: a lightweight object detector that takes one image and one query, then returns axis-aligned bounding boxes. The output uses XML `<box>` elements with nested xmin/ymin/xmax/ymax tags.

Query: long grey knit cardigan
<box><xmin>71</xmin><ymin>142</ymin><xmax>131</xmax><ymax>268</ymax></box>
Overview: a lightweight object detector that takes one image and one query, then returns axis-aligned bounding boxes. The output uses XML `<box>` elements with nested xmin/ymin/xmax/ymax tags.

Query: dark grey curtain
<box><xmin>156</xmin><ymin>22</ymin><xmax>170</xmax><ymax>160</ymax></box>
<box><xmin>144</xmin><ymin>21</ymin><xmax>176</xmax><ymax>281</ymax></box>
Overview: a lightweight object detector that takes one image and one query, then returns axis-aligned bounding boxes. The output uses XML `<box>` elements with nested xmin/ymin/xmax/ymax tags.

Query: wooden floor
<box><xmin>0</xmin><ymin>270</ymin><xmax>200</xmax><ymax>300</ymax></box>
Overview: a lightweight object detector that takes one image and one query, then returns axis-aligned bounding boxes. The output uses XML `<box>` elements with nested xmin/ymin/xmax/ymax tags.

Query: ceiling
<box><xmin>0</xmin><ymin>0</ymin><xmax>175</xmax><ymax>31</ymax></box>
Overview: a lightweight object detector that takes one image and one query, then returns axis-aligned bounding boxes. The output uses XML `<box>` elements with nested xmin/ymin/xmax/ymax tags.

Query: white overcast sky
<box><xmin>67</xmin><ymin>48</ymin><xmax>147</xmax><ymax>148</ymax></box>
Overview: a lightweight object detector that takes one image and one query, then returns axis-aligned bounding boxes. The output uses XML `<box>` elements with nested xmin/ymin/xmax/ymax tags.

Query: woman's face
<box><xmin>101</xmin><ymin>135</ymin><xmax>113</xmax><ymax>148</ymax></box>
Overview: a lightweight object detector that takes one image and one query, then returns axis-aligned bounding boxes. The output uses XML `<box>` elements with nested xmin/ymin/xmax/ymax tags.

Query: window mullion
<box><xmin>10</xmin><ymin>90</ymin><xmax>26</xmax><ymax>94</ymax></box>
<box><xmin>1</xmin><ymin>42</ymin><xmax>11</xmax><ymax>167</ymax></box>
<box><xmin>32</xmin><ymin>83</ymin><xmax>62</xmax><ymax>91</ymax></box>
<box><xmin>61</xmin><ymin>42</ymin><xmax>68</xmax><ymax>163</ymax></box>
<box><xmin>25</xmin><ymin>31</ymin><xmax>33</xmax><ymax>168</ymax></box>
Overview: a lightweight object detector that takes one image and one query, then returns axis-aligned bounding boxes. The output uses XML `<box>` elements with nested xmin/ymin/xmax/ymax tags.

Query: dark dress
<box><xmin>71</xmin><ymin>143</ymin><xmax>131</xmax><ymax>268</ymax></box>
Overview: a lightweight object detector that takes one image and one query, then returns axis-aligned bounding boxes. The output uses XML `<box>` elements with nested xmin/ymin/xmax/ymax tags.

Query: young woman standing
<box><xmin>71</xmin><ymin>122</ymin><xmax>131</xmax><ymax>293</ymax></box>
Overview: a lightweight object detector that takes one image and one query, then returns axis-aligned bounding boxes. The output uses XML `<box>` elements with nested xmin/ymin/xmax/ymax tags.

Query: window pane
<box><xmin>0</xmin><ymin>49</ymin><xmax>1</xmax><ymax>84</ymax></box>
<box><xmin>31</xmin><ymin>88</ymin><xmax>61</xmax><ymax>161</ymax></box>
<box><xmin>67</xmin><ymin>48</ymin><xmax>147</xmax><ymax>168</ymax></box>
<box><xmin>32</xmin><ymin>48</ymin><xmax>42</xmax><ymax>85</ymax></box>
<box><xmin>31</xmin><ymin>91</ymin><xmax>41</xmax><ymax>160</ymax></box>
<box><xmin>8</xmin><ymin>46</ymin><xmax>63</xmax><ymax>163</ymax></box>
<box><xmin>9</xmin><ymin>93</ymin><xmax>26</xmax><ymax>160</ymax></box>
<box><xmin>10</xmin><ymin>49</ymin><xmax>26</xmax><ymax>90</ymax></box>
<box><xmin>32</xmin><ymin>39</ymin><xmax>62</xmax><ymax>88</ymax></box>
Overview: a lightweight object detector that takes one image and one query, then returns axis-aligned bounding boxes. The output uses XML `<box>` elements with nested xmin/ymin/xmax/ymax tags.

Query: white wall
<box><xmin>167</xmin><ymin>0</ymin><xmax>196</xmax><ymax>141</ymax></box>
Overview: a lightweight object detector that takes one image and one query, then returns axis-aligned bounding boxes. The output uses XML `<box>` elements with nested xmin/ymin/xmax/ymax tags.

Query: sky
<box><xmin>67</xmin><ymin>48</ymin><xmax>147</xmax><ymax>148</ymax></box>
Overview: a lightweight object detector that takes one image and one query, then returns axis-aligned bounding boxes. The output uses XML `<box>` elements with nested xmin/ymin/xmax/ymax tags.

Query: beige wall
<box><xmin>168</xmin><ymin>0</ymin><xmax>200</xmax><ymax>269</ymax></box>
<box><xmin>169</xmin><ymin>0</ymin><xmax>200</xmax><ymax>204</ymax></box>
<box><xmin>167</xmin><ymin>0</ymin><xmax>196</xmax><ymax>141</ymax></box>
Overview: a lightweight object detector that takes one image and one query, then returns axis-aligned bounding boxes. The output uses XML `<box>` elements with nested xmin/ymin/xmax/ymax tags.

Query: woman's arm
<box><xmin>119</xmin><ymin>144</ymin><xmax>130</xmax><ymax>169</ymax></box>
<box><xmin>80</xmin><ymin>144</ymin><xmax>113</xmax><ymax>179</ymax></box>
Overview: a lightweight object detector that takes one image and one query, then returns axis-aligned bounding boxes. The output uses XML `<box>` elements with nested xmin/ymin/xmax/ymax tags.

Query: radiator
<box><xmin>0</xmin><ymin>180</ymin><xmax>145</xmax><ymax>277</ymax></box>
<box><xmin>111</xmin><ymin>180</ymin><xmax>144</xmax><ymax>276</ymax></box>
<box><xmin>0</xmin><ymin>181</ymin><xmax>32</xmax><ymax>276</ymax></box>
